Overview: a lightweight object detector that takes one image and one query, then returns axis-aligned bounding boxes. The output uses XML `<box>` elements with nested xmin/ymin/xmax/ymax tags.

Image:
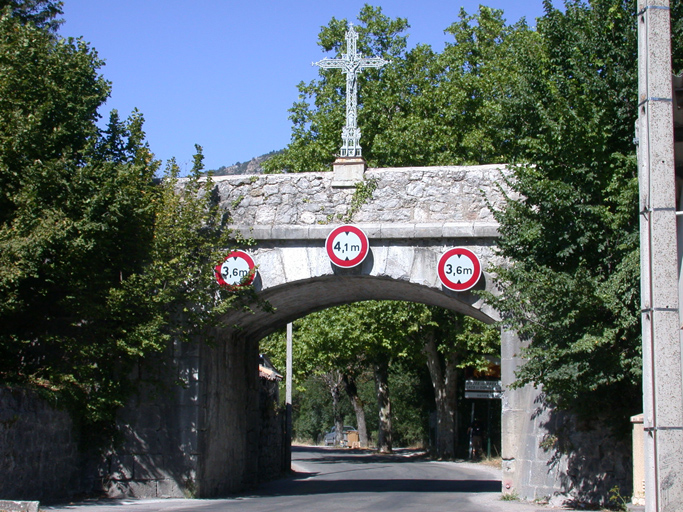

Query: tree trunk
<box><xmin>322</xmin><ymin>372</ymin><xmax>344</xmax><ymax>446</ymax></box>
<box><xmin>343</xmin><ymin>374</ymin><xmax>368</xmax><ymax>447</ymax></box>
<box><xmin>424</xmin><ymin>332</ymin><xmax>459</xmax><ymax>459</ymax></box>
<box><xmin>374</xmin><ymin>362</ymin><xmax>392</xmax><ymax>453</ymax></box>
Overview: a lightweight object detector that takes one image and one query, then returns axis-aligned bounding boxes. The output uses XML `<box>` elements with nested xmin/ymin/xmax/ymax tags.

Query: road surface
<box><xmin>45</xmin><ymin>446</ymin><xmax>550</xmax><ymax>512</ymax></box>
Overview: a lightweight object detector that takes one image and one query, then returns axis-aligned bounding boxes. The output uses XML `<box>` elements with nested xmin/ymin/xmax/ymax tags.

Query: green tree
<box><xmin>0</xmin><ymin>8</ymin><xmax>252</xmax><ymax>441</ymax></box>
<box><xmin>264</xmin><ymin>5</ymin><xmax>533</xmax><ymax>173</ymax></box>
<box><xmin>262</xmin><ymin>301</ymin><xmax>498</xmax><ymax>456</ymax></box>
<box><xmin>262</xmin><ymin>303</ymin><xmax>380</xmax><ymax>448</ymax></box>
<box><xmin>486</xmin><ymin>0</ymin><xmax>683</xmax><ymax>424</ymax></box>
<box><xmin>264</xmin><ymin>5</ymin><xmax>410</xmax><ymax>173</ymax></box>
<box><xmin>262</xmin><ymin>300</ymin><xmax>421</xmax><ymax>451</ymax></box>
<box><xmin>0</xmin><ymin>0</ymin><xmax>62</xmax><ymax>32</ymax></box>
<box><xmin>290</xmin><ymin>374</ymin><xmax>356</xmax><ymax>443</ymax></box>
<box><xmin>406</xmin><ymin>306</ymin><xmax>500</xmax><ymax>459</ymax></box>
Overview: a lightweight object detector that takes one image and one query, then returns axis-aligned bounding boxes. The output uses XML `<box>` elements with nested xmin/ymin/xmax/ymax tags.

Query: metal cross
<box><xmin>313</xmin><ymin>24</ymin><xmax>389</xmax><ymax>158</ymax></box>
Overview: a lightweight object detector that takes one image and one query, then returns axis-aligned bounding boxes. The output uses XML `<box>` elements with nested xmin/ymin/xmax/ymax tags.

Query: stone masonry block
<box><xmin>280</xmin><ymin>246</ymin><xmax>311</xmax><ymax>282</ymax></box>
<box><xmin>157</xmin><ymin>478</ymin><xmax>186</xmax><ymax>498</ymax></box>
<box><xmin>0</xmin><ymin>501</ymin><xmax>40</xmax><ymax>512</ymax></box>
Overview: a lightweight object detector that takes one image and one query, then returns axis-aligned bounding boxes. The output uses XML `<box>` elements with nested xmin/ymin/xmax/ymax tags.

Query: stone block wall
<box><xmin>514</xmin><ymin>402</ymin><xmax>632</xmax><ymax>506</ymax></box>
<box><xmin>502</xmin><ymin>333</ymin><xmax>632</xmax><ymax>506</ymax></box>
<box><xmin>103</xmin><ymin>339</ymin><xmax>201</xmax><ymax>498</ymax></box>
<box><xmin>100</xmin><ymin>333</ymin><xmax>288</xmax><ymax>499</ymax></box>
<box><xmin>0</xmin><ymin>387</ymin><xmax>91</xmax><ymax>502</ymax></box>
<box><xmin>197</xmin><ymin>332</ymin><xmax>261</xmax><ymax>497</ymax></box>
<box><xmin>211</xmin><ymin>165</ymin><xmax>514</xmax><ymax>230</ymax></box>
<box><xmin>258</xmin><ymin>383</ymin><xmax>287</xmax><ymax>483</ymax></box>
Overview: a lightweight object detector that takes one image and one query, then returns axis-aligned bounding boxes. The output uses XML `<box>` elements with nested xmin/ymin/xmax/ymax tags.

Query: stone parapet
<box><xmin>210</xmin><ymin>164</ymin><xmax>513</xmax><ymax>228</ymax></box>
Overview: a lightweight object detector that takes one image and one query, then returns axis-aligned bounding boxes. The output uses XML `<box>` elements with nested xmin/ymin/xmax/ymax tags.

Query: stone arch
<box><xmin>222</xmin><ymin>274</ymin><xmax>497</xmax><ymax>341</ymax></box>
<box><xmin>198</xmin><ymin>268</ymin><xmax>500</xmax><ymax>496</ymax></box>
<box><xmin>109</xmin><ymin>166</ymin><xmax>546</xmax><ymax>500</ymax></box>
<box><xmin>219</xmin><ymin>233</ymin><xmax>501</xmax><ymax>341</ymax></box>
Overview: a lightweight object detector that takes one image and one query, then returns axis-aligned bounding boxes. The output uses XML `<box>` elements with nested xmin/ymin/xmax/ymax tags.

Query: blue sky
<box><xmin>59</xmin><ymin>1</ymin><xmax>554</xmax><ymax>173</ymax></box>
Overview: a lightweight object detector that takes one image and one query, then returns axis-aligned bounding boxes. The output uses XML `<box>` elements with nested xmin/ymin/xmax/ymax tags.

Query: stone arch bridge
<box><xmin>218</xmin><ymin>164</ymin><xmax>506</xmax><ymax>339</ymax></box>
<box><xmin>110</xmin><ymin>165</ymin><xmax>557</xmax><ymax>502</ymax></box>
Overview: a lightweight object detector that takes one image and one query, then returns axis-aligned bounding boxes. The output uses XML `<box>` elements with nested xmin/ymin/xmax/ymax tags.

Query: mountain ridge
<box><xmin>209</xmin><ymin>150</ymin><xmax>281</xmax><ymax>176</ymax></box>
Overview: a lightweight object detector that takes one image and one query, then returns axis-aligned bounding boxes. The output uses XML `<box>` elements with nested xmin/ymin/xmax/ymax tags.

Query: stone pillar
<box><xmin>637</xmin><ymin>1</ymin><xmax>683</xmax><ymax>510</ymax></box>
<box><xmin>500</xmin><ymin>328</ymin><xmax>547</xmax><ymax>498</ymax></box>
<box><xmin>106</xmin><ymin>339</ymin><xmax>201</xmax><ymax>499</ymax></box>
<box><xmin>197</xmin><ymin>331</ymin><xmax>260</xmax><ymax>497</ymax></box>
<box><xmin>632</xmin><ymin>414</ymin><xmax>646</xmax><ymax>507</ymax></box>
<box><xmin>331</xmin><ymin>157</ymin><xmax>365</xmax><ymax>187</ymax></box>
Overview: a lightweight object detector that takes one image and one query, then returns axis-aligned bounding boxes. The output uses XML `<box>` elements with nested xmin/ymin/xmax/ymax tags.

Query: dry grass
<box><xmin>476</xmin><ymin>455</ymin><xmax>502</xmax><ymax>468</ymax></box>
<box><xmin>292</xmin><ymin>438</ymin><xmax>317</xmax><ymax>446</ymax></box>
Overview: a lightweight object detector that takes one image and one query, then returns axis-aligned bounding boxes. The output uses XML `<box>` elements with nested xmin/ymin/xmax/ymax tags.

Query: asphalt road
<box><xmin>45</xmin><ymin>446</ymin><xmax>551</xmax><ymax>512</ymax></box>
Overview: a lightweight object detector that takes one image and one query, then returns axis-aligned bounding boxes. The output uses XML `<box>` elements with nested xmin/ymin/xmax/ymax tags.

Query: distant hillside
<box><xmin>209</xmin><ymin>150</ymin><xmax>282</xmax><ymax>176</ymax></box>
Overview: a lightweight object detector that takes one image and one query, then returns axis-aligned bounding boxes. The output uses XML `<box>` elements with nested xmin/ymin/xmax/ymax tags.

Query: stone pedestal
<box><xmin>631</xmin><ymin>414</ymin><xmax>645</xmax><ymax>506</ymax></box>
<box><xmin>332</xmin><ymin>157</ymin><xmax>365</xmax><ymax>187</ymax></box>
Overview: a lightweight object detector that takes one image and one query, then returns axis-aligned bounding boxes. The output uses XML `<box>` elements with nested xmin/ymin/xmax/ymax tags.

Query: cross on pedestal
<box><xmin>314</xmin><ymin>24</ymin><xmax>389</xmax><ymax>158</ymax></box>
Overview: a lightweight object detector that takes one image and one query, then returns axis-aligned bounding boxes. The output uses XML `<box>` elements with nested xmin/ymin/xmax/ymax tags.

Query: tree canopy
<box><xmin>261</xmin><ymin>300</ymin><xmax>499</xmax><ymax>456</ymax></box>
<box><xmin>0</xmin><ymin>0</ymin><xmax>62</xmax><ymax>32</ymax></box>
<box><xmin>263</xmin><ymin>4</ymin><xmax>534</xmax><ymax>172</ymax></box>
<box><xmin>487</xmin><ymin>0</ymin><xmax>683</xmax><ymax>423</ymax></box>
<box><xmin>0</xmin><ymin>7</ymin><xmax>251</xmax><ymax>440</ymax></box>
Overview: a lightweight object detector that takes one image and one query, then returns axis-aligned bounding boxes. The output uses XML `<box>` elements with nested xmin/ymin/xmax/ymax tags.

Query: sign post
<box><xmin>438</xmin><ymin>247</ymin><xmax>482</xmax><ymax>291</ymax></box>
<box><xmin>464</xmin><ymin>380</ymin><xmax>502</xmax><ymax>400</ymax></box>
<box><xmin>325</xmin><ymin>225</ymin><xmax>369</xmax><ymax>268</ymax></box>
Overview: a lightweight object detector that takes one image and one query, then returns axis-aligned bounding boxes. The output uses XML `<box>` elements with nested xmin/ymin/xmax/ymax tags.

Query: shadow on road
<box><xmin>45</xmin><ymin>447</ymin><xmax>500</xmax><ymax>508</ymax></box>
<box><xmin>252</xmin><ymin>478</ymin><xmax>501</xmax><ymax>498</ymax></box>
<box><xmin>244</xmin><ymin>446</ymin><xmax>502</xmax><ymax>499</ymax></box>
<box><xmin>291</xmin><ymin>445</ymin><xmax>429</xmax><ymax>465</ymax></box>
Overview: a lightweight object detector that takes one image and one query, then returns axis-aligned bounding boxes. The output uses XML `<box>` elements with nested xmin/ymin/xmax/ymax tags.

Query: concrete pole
<box><xmin>637</xmin><ymin>1</ymin><xmax>683</xmax><ymax>510</ymax></box>
<box><xmin>285</xmin><ymin>322</ymin><xmax>293</xmax><ymax>469</ymax></box>
<box><xmin>286</xmin><ymin>323</ymin><xmax>293</xmax><ymax>407</ymax></box>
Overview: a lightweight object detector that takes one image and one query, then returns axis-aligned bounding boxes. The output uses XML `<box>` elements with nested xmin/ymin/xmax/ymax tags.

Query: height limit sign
<box><xmin>326</xmin><ymin>225</ymin><xmax>369</xmax><ymax>268</ymax></box>
<box><xmin>215</xmin><ymin>251</ymin><xmax>256</xmax><ymax>289</ymax></box>
<box><xmin>438</xmin><ymin>247</ymin><xmax>482</xmax><ymax>292</ymax></box>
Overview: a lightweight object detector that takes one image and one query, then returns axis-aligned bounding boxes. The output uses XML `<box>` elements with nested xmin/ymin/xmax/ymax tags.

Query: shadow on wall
<box><xmin>533</xmin><ymin>394</ymin><xmax>633</xmax><ymax>507</ymax></box>
<box><xmin>103</xmin><ymin>361</ymin><xmax>201</xmax><ymax>499</ymax></box>
<box><xmin>0</xmin><ymin>387</ymin><xmax>102</xmax><ymax>503</ymax></box>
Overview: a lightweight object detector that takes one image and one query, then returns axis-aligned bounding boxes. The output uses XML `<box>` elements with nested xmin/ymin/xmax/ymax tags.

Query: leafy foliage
<box><xmin>484</xmin><ymin>0</ymin><xmax>683</xmax><ymax>421</ymax></box>
<box><xmin>264</xmin><ymin>5</ymin><xmax>534</xmax><ymax>172</ymax></box>
<box><xmin>0</xmin><ymin>0</ymin><xmax>62</xmax><ymax>32</ymax></box>
<box><xmin>407</xmin><ymin>305</ymin><xmax>501</xmax><ymax>369</ymax></box>
<box><xmin>0</xmin><ymin>8</ymin><xmax>252</xmax><ymax>441</ymax></box>
<box><xmin>261</xmin><ymin>301</ymin><xmax>499</xmax><ymax>452</ymax></box>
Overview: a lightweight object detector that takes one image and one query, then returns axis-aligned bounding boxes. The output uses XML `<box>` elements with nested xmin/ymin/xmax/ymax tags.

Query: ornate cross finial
<box><xmin>313</xmin><ymin>24</ymin><xmax>389</xmax><ymax>158</ymax></box>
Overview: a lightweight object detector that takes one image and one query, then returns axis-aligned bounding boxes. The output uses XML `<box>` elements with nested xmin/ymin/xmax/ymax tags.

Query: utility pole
<box><xmin>285</xmin><ymin>322</ymin><xmax>293</xmax><ymax>470</ymax></box>
<box><xmin>637</xmin><ymin>1</ymin><xmax>683</xmax><ymax>510</ymax></box>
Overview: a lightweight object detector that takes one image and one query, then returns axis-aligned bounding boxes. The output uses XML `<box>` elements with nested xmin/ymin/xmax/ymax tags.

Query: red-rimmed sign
<box><xmin>215</xmin><ymin>251</ymin><xmax>256</xmax><ymax>288</ymax></box>
<box><xmin>438</xmin><ymin>247</ymin><xmax>482</xmax><ymax>292</ymax></box>
<box><xmin>325</xmin><ymin>225</ymin><xmax>369</xmax><ymax>268</ymax></box>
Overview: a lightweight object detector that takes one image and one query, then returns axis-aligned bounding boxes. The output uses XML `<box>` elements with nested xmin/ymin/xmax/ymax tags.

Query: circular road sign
<box><xmin>438</xmin><ymin>247</ymin><xmax>482</xmax><ymax>292</ymax></box>
<box><xmin>215</xmin><ymin>251</ymin><xmax>256</xmax><ymax>288</ymax></box>
<box><xmin>325</xmin><ymin>225</ymin><xmax>369</xmax><ymax>268</ymax></box>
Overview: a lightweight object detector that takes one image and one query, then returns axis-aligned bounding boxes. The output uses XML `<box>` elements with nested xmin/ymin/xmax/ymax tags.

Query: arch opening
<box><xmin>220</xmin><ymin>274</ymin><xmax>497</xmax><ymax>341</ymax></box>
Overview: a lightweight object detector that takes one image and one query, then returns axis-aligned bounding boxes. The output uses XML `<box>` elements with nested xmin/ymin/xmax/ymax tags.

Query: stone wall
<box><xmin>514</xmin><ymin>401</ymin><xmax>632</xmax><ymax>507</ymax></box>
<box><xmin>212</xmin><ymin>165</ymin><xmax>511</xmax><ymax>230</ymax></box>
<box><xmin>197</xmin><ymin>332</ymin><xmax>260</xmax><ymax>497</ymax></box>
<box><xmin>501</xmin><ymin>331</ymin><xmax>632</xmax><ymax>506</ymax></box>
<box><xmin>0</xmin><ymin>387</ymin><xmax>93</xmax><ymax>502</ymax></box>
<box><xmin>258</xmin><ymin>381</ymin><xmax>287</xmax><ymax>483</ymax></box>
<box><xmin>103</xmin><ymin>339</ymin><xmax>201</xmax><ymax>498</ymax></box>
